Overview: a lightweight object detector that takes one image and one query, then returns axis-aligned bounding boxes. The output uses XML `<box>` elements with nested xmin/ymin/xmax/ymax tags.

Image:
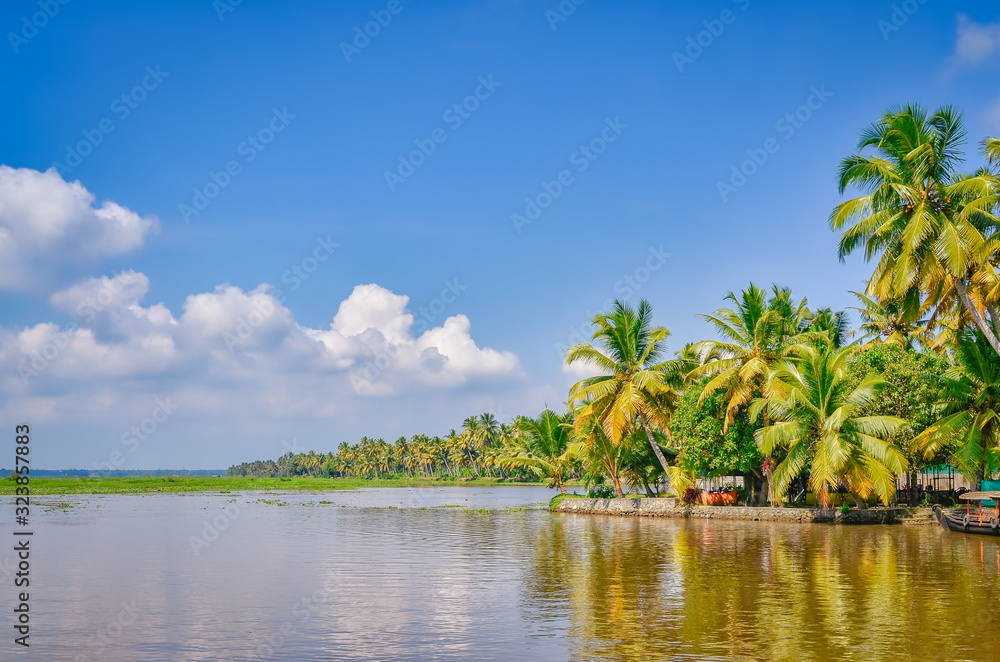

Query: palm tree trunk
<box><xmin>988</xmin><ymin>303</ymin><xmax>1000</xmax><ymax>337</ymax></box>
<box><xmin>465</xmin><ymin>449</ymin><xmax>480</xmax><ymax>477</ymax></box>
<box><xmin>640</xmin><ymin>415</ymin><xmax>671</xmax><ymax>474</ymax></box>
<box><xmin>760</xmin><ymin>411</ymin><xmax>778</xmax><ymax>506</ymax></box>
<box><xmin>954</xmin><ymin>278</ymin><xmax>1000</xmax><ymax>356</ymax></box>
<box><xmin>752</xmin><ymin>467</ymin><xmax>769</xmax><ymax>506</ymax></box>
<box><xmin>976</xmin><ymin>446</ymin><xmax>985</xmax><ymax>492</ymax></box>
<box><xmin>764</xmin><ymin>463</ymin><xmax>775</xmax><ymax>507</ymax></box>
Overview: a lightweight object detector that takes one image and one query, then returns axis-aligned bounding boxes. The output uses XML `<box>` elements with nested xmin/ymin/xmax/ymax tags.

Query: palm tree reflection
<box><xmin>524</xmin><ymin>516</ymin><xmax>1000</xmax><ymax>660</ymax></box>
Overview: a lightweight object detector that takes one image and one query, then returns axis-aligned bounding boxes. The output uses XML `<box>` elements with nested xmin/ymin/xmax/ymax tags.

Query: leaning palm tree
<box><xmin>752</xmin><ymin>345</ymin><xmax>909</xmax><ymax>507</ymax></box>
<box><xmin>566</xmin><ymin>299</ymin><xmax>681</xmax><ymax>474</ymax></box>
<box><xmin>501</xmin><ymin>410</ymin><xmax>577</xmax><ymax>493</ymax></box>
<box><xmin>831</xmin><ymin>104</ymin><xmax>1000</xmax><ymax>356</ymax></box>
<box><xmin>913</xmin><ymin>328</ymin><xmax>1000</xmax><ymax>490</ymax></box>
<box><xmin>619</xmin><ymin>425</ymin><xmax>672</xmax><ymax>496</ymax></box>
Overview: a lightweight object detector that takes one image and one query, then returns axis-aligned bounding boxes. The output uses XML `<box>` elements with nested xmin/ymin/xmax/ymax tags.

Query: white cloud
<box><xmin>0</xmin><ymin>166</ymin><xmax>156</xmax><ymax>292</ymax></box>
<box><xmin>562</xmin><ymin>359</ymin><xmax>598</xmax><ymax>380</ymax></box>
<box><xmin>312</xmin><ymin>283</ymin><xmax>522</xmax><ymax>394</ymax></box>
<box><xmin>331</xmin><ymin>283</ymin><xmax>414</xmax><ymax>344</ymax></box>
<box><xmin>946</xmin><ymin>15</ymin><xmax>1000</xmax><ymax>73</ymax></box>
<box><xmin>3</xmin><ymin>275</ymin><xmax>521</xmax><ymax>399</ymax></box>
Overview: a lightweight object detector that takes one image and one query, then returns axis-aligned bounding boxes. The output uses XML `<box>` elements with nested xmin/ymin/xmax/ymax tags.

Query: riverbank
<box><xmin>0</xmin><ymin>475</ymin><xmax>545</xmax><ymax>495</ymax></box>
<box><xmin>556</xmin><ymin>497</ymin><xmax>936</xmax><ymax>525</ymax></box>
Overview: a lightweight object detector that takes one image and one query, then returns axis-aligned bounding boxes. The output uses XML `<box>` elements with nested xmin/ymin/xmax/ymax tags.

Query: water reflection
<box><xmin>527</xmin><ymin>515</ymin><xmax>1000</xmax><ymax>661</ymax></box>
<box><xmin>4</xmin><ymin>491</ymin><xmax>999</xmax><ymax>660</ymax></box>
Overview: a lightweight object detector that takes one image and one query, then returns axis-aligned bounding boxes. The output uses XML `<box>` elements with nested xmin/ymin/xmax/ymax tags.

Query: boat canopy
<box><xmin>958</xmin><ymin>491</ymin><xmax>1000</xmax><ymax>501</ymax></box>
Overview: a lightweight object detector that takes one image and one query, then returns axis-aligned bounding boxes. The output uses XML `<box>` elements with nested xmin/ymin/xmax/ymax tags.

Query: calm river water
<box><xmin>2</xmin><ymin>487</ymin><xmax>998</xmax><ymax>661</ymax></box>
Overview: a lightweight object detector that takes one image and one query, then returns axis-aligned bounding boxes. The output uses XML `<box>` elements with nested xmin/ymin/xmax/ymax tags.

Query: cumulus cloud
<box><xmin>3</xmin><ymin>276</ymin><xmax>521</xmax><ymax>398</ymax></box>
<box><xmin>331</xmin><ymin>283</ymin><xmax>414</xmax><ymax>344</ymax></box>
<box><xmin>312</xmin><ymin>284</ymin><xmax>522</xmax><ymax>395</ymax></box>
<box><xmin>0</xmin><ymin>166</ymin><xmax>156</xmax><ymax>291</ymax></box>
<box><xmin>946</xmin><ymin>15</ymin><xmax>1000</xmax><ymax>73</ymax></box>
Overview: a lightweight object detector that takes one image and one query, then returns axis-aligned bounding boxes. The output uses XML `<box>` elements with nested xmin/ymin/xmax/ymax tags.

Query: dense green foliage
<box><xmin>844</xmin><ymin>344</ymin><xmax>949</xmax><ymax>450</ymax></box>
<box><xmin>670</xmin><ymin>377</ymin><xmax>760</xmax><ymax>477</ymax></box>
<box><xmin>914</xmin><ymin>329</ymin><xmax>1000</xmax><ymax>483</ymax></box>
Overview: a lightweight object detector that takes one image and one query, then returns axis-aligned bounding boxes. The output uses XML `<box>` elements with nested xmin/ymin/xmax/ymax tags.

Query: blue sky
<box><xmin>1</xmin><ymin>0</ymin><xmax>999</xmax><ymax>469</ymax></box>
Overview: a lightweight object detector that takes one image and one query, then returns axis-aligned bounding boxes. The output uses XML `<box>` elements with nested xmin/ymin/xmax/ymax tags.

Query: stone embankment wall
<box><xmin>556</xmin><ymin>497</ymin><xmax>922</xmax><ymax>524</ymax></box>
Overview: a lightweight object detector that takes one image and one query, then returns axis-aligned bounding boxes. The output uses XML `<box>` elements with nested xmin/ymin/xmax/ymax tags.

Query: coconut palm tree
<box><xmin>751</xmin><ymin>345</ymin><xmax>909</xmax><ymax>507</ymax></box>
<box><xmin>476</xmin><ymin>412</ymin><xmax>501</xmax><ymax>477</ymax></box>
<box><xmin>691</xmin><ymin>284</ymin><xmax>812</xmax><ymax>429</ymax></box>
<box><xmin>501</xmin><ymin>410</ymin><xmax>577</xmax><ymax>493</ymax></box>
<box><xmin>445</xmin><ymin>430</ymin><xmax>468</xmax><ymax>476</ymax></box>
<box><xmin>913</xmin><ymin>328</ymin><xmax>1000</xmax><ymax>490</ymax></box>
<box><xmin>802</xmin><ymin>307</ymin><xmax>850</xmax><ymax>348</ymax></box>
<box><xmin>460</xmin><ymin>417</ymin><xmax>482</xmax><ymax>476</ymax></box>
<box><xmin>478</xmin><ymin>412</ymin><xmax>499</xmax><ymax>445</ymax></box>
<box><xmin>831</xmin><ymin>104</ymin><xmax>1000</xmax><ymax>356</ymax></box>
<box><xmin>566</xmin><ymin>299</ymin><xmax>682</xmax><ymax>474</ymax></box>
<box><xmin>848</xmin><ymin>289</ymin><xmax>935</xmax><ymax>351</ymax></box>
<box><xmin>570</xmin><ymin>420</ymin><xmax>630</xmax><ymax>497</ymax></box>
<box><xmin>986</xmin><ymin>136</ymin><xmax>1000</xmax><ymax>166</ymax></box>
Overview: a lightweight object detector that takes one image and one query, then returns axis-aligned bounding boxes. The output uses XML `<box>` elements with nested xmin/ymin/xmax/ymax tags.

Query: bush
<box><xmin>588</xmin><ymin>485</ymin><xmax>617</xmax><ymax>499</ymax></box>
<box><xmin>683</xmin><ymin>487</ymin><xmax>702</xmax><ymax>504</ymax></box>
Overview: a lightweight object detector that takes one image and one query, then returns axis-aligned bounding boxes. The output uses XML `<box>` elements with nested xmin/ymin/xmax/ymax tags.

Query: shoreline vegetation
<box><xmin>225</xmin><ymin>105</ymin><xmax>1000</xmax><ymax>511</ymax></box>
<box><xmin>0</xmin><ymin>475</ymin><xmax>552</xmax><ymax>496</ymax></box>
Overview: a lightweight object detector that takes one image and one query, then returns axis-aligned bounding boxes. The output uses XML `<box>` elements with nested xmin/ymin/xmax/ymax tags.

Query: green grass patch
<box><xmin>548</xmin><ymin>493</ymin><xmax>584</xmax><ymax>511</ymax></box>
<box><xmin>0</xmin><ymin>475</ymin><xmax>541</xmax><ymax>496</ymax></box>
